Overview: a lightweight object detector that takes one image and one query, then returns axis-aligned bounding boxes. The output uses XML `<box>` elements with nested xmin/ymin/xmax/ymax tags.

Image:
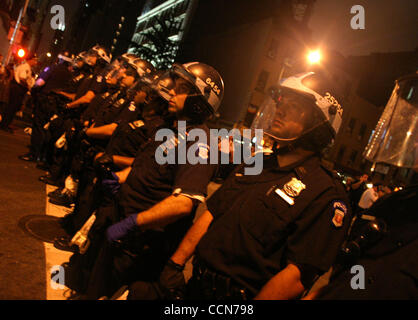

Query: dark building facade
<box><xmin>63</xmin><ymin>0</ymin><xmax>146</xmax><ymax>57</ymax></box>
<box><xmin>175</xmin><ymin>0</ymin><xmax>317</xmax><ymax>127</ymax></box>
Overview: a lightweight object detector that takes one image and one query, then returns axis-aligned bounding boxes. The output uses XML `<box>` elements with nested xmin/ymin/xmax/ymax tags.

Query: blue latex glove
<box><xmin>102</xmin><ymin>172</ymin><xmax>120</xmax><ymax>195</ymax></box>
<box><xmin>106</xmin><ymin>214</ymin><xmax>139</xmax><ymax>243</ymax></box>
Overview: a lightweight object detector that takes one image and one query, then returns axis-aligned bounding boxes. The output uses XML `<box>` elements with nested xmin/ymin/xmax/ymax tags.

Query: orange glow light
<box><xmin>17</xmin><ymin>49</ymin><xmax>26</xmax><ymax>58</ymax></box>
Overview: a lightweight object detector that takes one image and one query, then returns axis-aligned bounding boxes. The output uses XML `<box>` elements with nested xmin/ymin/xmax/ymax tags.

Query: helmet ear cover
<box><xmin>183</xmin><ymin>94</ymin><xmax>213</xmax><ymax>123</ymax></box>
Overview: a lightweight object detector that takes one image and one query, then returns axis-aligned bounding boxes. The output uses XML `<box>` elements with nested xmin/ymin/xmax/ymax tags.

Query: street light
<box><xmin>307</xmin><ymin>50</ymin><xmax>321</xmax><ymax>64</ymax></box>
<box><xmin>17</xmin><ymin>48</ymin><xmax>26</xmax><ymax>58</ymax></box>
<box><xmin>278</xmin><ymin>49</ymin><xmax>322</xmax><ymax>81</ymax></box>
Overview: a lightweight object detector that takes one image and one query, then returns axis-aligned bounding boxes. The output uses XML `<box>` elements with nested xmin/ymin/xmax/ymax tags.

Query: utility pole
<box><xmin>5</xmin><ymin>0</ymin><xmax>30</xmax><ymax>64</ymax></box>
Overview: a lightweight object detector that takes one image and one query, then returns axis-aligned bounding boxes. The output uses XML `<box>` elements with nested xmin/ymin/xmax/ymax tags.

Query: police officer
<box><xmin>126</xmin><ymin>71</ymin><xmax>352</xmax><ymax>300</ymax></box>
<box><xmin>59</xmin><ymin>62</ymin><xmax>224</xmax><ymax>300</ymax></box>
<box><xmin>47</xmin><ymin>55</ymin><xmax>155</xmax><ymax>206</ymax></box>
<box><xmin>308</xmin><ymin>72</ymin><xmax>418</xmax><ymax>300</ymax></box>
<box><xmin>51</xmin><ymin>70</ymin><xmax>167</xmax><ymax>243</ymax></box>
<box><xmin>18</xmin><ymin>53</ymin><xmax>74</xmax><ymax>164</ymax></box>
<box><xmin>39</xmin><ymin>46</ymin><xmax>112</xmax><ymax>186</ymax></box>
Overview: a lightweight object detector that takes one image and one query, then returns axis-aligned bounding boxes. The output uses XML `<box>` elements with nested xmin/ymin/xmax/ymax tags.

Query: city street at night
<box><xmin>0</xmin><ymin>0</ymin><xmax>417</xmax><ymax>305</ymax></box>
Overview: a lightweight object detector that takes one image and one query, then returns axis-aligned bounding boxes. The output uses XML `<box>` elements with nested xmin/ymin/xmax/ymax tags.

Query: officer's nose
<box><xmin>168</xmin><ymin>88</ymin><xmax>176</xmax><ymax>97</ymax></box>
<box><xmin>275</xmin><ymin>106</ymin><xmax>286</xmax><ymax>119</ymax></box>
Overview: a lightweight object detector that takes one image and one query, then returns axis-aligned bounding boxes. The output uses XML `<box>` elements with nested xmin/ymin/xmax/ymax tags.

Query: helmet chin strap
<box><xmin>267</xmin><ymin>119</ymin><xmax>331</xmax><ymax>146</ymax></box>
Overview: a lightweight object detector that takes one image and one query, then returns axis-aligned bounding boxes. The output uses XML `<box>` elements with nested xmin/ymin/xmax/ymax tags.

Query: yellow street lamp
<box><xmin>307</xmin><ymin>50</ymin><xmax>321</xmax><ymax>64</ymax></box>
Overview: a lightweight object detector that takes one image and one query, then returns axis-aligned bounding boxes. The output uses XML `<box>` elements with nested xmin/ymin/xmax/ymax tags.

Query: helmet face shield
<box><xmin>121</xmin><ymin>54</ymin><xmax>154</xmax><ymax>78</ymax></box>
<box><xmin>364</xmin><ymin>75</ymin><xmax>418</xmax><ymax>168</ymax></box>
<box><xmin>103</xmin><ymin>59</ymin><xmax>125</xmax><ymax>84</ymax></box>
<box><xmin>148</xmin><ymin>71</ymin><xmax>176</xmax><ymax>102</ymax></box>
<box><xmin>251</xmin><ymin>87</ymin><xmax>328</xmax><ymax>142</ymax></box>
<box><xmin>280</xmin><ymin>72</ymin><xmax>343</xmax><ymax>137</ymax></box>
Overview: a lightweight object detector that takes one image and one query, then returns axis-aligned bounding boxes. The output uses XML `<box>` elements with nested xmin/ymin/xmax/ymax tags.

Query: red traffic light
<box><xmin>17</xmin><ymin>48</ymin><xmax>26</xmax><ymax>58</ymax></box>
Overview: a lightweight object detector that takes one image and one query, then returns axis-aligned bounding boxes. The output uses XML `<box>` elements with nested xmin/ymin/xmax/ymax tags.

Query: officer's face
<box><xmin>133</xmin><ymin>90</ymin><xmax>147</xmax><ymax>104</ymax></box>
<box><xmin>270</xmin><ymin>94</ymin><xmax>310</xmax><ymax>140</ymax></box>
<box><xmin>167</xmin><ymin>77</ymin><xmax>193</xmax><ymax>114</ymax></box>
<box><xmin>121</xmin><ymin>74</ymin><xmax>136</xmax><ymax>88</ymax></box>
<box><xmin>85</xmin><ymin>55</ymin><xmax>97</xmax><ymax>66</ymax></box>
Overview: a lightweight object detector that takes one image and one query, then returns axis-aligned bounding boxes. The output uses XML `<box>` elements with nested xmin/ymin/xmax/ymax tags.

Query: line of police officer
<box><xmin>20</xmin><ymin>44</ymin><xmax>417</xmax><ymax>299</ymax></box>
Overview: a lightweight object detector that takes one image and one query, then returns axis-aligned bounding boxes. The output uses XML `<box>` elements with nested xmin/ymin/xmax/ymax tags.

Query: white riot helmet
<box><xmin>251</xmin><ymin>72</ymin><xmax>343</xmax><ymax>150</ymax></box>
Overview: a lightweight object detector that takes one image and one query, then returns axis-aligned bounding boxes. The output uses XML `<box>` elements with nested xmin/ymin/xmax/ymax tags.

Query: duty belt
<box><xmin>192</xmin><ymin>258</ymin><xmax>251</xmax><ymax>300</ymax></box>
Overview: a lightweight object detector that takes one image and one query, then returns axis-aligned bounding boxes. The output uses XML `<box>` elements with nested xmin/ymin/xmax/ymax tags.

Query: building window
<box><xmin>255</xmin><ymin>70</ymin><xmax>269</xmax><ymax>92</ymax></box>
<box><xmin>346</xmin><ymin>118</ymin><xmax>356</xmax><ymax>136</ymax></box>
<box><xmin>357</xmin><ymin>123</ymin><xmax>367</xmax><ymax>141</ymax></box>
<box><xmin>336</xmin><ymin>145</ymin><xmax>346</xmax><ymax>163</ymax></box>
<box><xmin>348</xmin><ymin>150</ymin><xmax>358</xmax><ymax>166</ymax></box>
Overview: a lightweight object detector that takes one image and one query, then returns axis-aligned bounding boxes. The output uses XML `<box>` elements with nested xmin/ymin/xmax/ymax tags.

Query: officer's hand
<box><xmin>157</xmin><ymin>259</ymin><xmax>186</xmax><ymax>300</ymax></box>
<box><xmin>106</xmin><ymin>214</ymin><xmax>138</xmax><ymax>243</ymax></box>
<box><xmin>102</xmin><ymin>171</ymin><xmax>121</xmax><ymax>195</ymax></box>
<box><xmin>95</xmin><ymin>153</ymin><xmax>113</xmax><ymax>173</ymax></box>
<box><xmin>77</xmin><ymin>127</ymin><xmax>89</xmax><ymax>141</ymax></box>
<box><xmin>95</xmin><ymin>152</ymin><xmax>104</xmax><ymax>161</ymax></box>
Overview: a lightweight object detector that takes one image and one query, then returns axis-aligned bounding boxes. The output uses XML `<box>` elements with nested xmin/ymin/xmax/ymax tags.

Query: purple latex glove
<box><xmin>106</xmin><ymin>214</ymin><xmax>139</xmax><ymax>243</ymax></box>
<box><xmin>102</xmin><ymin>172</ymin><xmax>121</xmax><ymax>195</ymax></box>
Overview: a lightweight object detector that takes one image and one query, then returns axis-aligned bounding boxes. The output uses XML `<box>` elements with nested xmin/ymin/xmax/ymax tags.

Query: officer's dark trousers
<box><xmin>0</xmin><ymin>80</ymin><xmax>26</xmax><ymax>128</ymax></box>
<box><xmin>83</xmin><ymin>230</ymin><xmax>170</xmax><ymax>299</ymax></box>
<box><xmin>64</xmin><ymin>204</ymin><xmax>119</xmax><ymax>295</ymax></box>
<box><xmin>47</xmin><ymin>118</ymin><xmax>78</xmax><ymax>181</ymax></box>
<box><xmin>29</xmin><ymin>94</ymin><xmax>55</xmax><ymax>160</ymax></box>
<box><xmin>65</xmin><ymin>202</ymin><xmax>171</xmax><ymax>299</ymax></box>
<box><xmin>61</xmin><ymin>167</ymin><xmax>108</xmax><ymax>235</ymax></box>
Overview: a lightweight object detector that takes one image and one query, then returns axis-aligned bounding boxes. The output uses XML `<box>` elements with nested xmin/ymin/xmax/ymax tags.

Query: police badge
<box><xmin>275</xmin><ymin>177</ymin><xmax>306</xmax><ymax>205</ymax></box>
<box><xmin>128</xmin><ymin>102</ymin><xmax>136</xmax><ymax>112</ymax></box>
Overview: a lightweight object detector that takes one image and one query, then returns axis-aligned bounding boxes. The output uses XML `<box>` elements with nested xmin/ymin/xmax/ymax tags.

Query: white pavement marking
<box><xmin>44</xmin><ymin>184</ymin><xmax>73</xmax><ymax>300</ymax></box>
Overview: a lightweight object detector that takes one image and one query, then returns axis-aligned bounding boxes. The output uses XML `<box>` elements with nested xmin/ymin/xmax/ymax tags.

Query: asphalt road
<box><xmin>0</xmin><ymin>124</ymin><xmax>46</xmax><ymax>299</ymax></box>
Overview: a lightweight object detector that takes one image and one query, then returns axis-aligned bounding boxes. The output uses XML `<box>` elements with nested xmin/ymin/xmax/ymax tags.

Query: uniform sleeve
<box><xmin>205</xmin><ymin>166</ymin><xmax>240</xmax><ymax>218</ymax></box>
<box><xmin>285</xmin><ymin>196</ymin><xmax>351</xmax><ymax>274</ymax></box>
<box><xmin>172</xmin><ymin>141</ymin><xmax>218</xmax><ymax>203</ymax></box>
<box><xmin>113</xmin><ymin>103</ymin><xmax>140</xmax><ymax>124</ymax></box>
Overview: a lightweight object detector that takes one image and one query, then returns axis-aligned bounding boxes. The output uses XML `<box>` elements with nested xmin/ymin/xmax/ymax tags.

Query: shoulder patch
<box><xmin>331</xmin><ymin>200</ymin><xmax>347</xmax><ymax>228</ymax></box>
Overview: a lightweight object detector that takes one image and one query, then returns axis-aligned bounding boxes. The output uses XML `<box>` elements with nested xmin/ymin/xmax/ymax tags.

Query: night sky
<box><xmin>309</xmin><ymin>0</ymin><xmax>418</xmax><ymax>56</ymax></box>
<box><xmin>2</xmin><ymin>1</ymin><xmax>416</xmax><ymax>60</ymax></box>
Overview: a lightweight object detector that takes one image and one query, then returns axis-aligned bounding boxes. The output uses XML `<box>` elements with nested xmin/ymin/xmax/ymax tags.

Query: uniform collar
<box><xmin>263</xmin><ymin>153</ymin><xmax>319</xmax><ymax>173</ymax></box>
